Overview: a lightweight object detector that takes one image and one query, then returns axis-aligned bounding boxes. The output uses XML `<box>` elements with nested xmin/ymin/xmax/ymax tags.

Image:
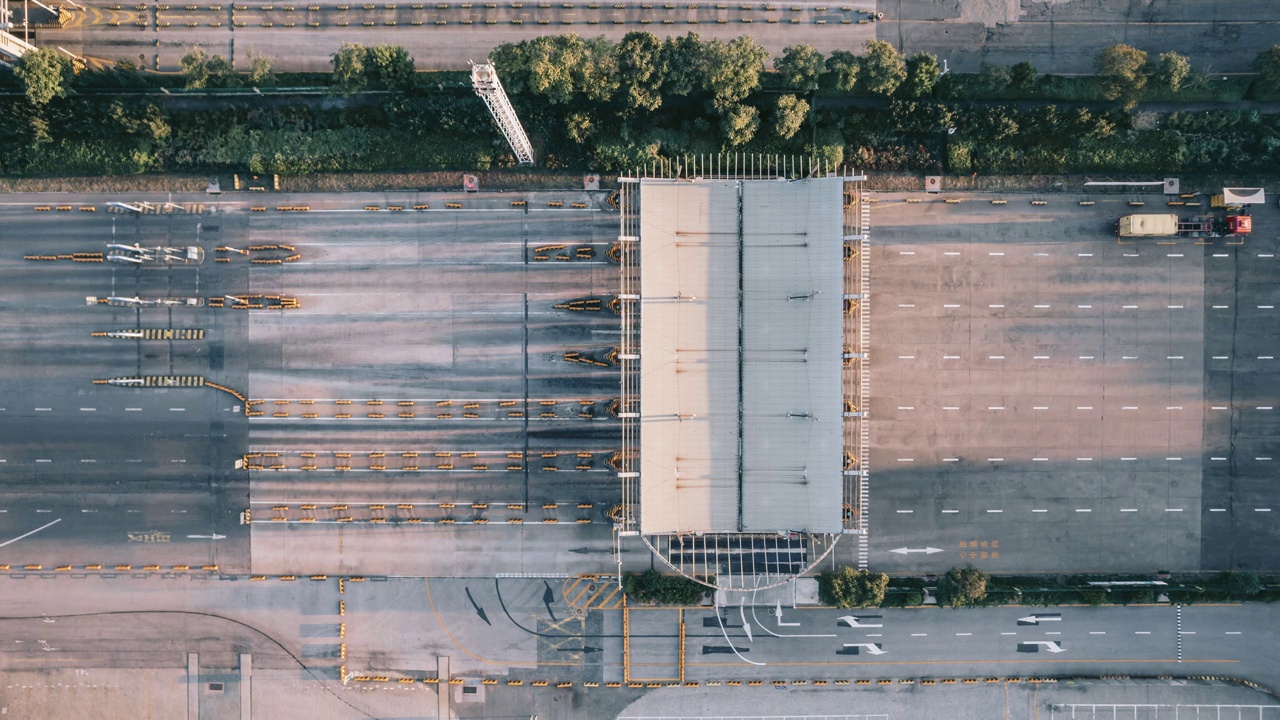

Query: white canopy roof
<box><xmin>638</xmin><ymin>177</ymin><xmax>844</xmax><ymax>535</ymax></box>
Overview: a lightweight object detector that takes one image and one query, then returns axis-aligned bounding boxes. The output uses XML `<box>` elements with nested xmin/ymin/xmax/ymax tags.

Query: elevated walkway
<box><xmin>0</xmin><ymin>31</ymin><xmax>36</xmax><ymax>61</ymax></box>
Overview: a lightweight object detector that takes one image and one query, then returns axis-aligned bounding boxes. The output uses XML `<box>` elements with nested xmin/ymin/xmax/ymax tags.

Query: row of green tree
<box><xmin>816</xmin><ymin>566</ymin><xmax>1280</xmax><ymax>609</ymax></box>
<box><xmin>4</xmin><ymin>39</ymin><xmax>1280</xmax><ymax>176</ymax></box>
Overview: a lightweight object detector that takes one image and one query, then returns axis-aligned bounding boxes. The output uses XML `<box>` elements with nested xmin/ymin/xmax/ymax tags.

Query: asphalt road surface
<box><xmin>3</xmin><ymin>574</ymin><xmax>1280</xmax><ymax>696</ymax></box>
<box><xmin>862</xmin><ymin>190</ymin><xmax>1280</xmax><ymax>575</ymax></box>
<box><xmin>878</xmin><ymin>0</ymin><xmax>1280</xmax><ymax>74</ymax></box>
<box><xmin>0</xmin><ymin>191</ymin><xmax>624</xmax><ymax>575</ymax></box>
<box><xmin>32</xmin><ymin>0</ymin><xmax>1280</xmax><ymax>74</ymax></box>
<box><xmin>37</xmin><ymin>0</ymin><xmax>877</xmax><ymax>72</ymax></box>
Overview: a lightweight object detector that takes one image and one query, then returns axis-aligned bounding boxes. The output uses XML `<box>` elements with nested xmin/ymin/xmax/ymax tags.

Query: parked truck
<box><xmin>1116</xmin><ymin>212</ymin><xmax>1251</xmax><ymax>239</ymax></box>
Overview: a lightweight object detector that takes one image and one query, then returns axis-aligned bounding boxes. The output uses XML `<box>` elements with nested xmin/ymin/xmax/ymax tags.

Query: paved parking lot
<box><xmin>863</xmin><ymin>191</ymin><xmax>1280</xmax><ymax>574</ymax></box>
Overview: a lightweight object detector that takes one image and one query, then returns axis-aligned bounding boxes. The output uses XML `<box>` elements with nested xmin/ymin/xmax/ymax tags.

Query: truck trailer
<box><xmin>1117</xmin><ymin>214</ymin><xmax>1178</xmax><ymax>237</ymax></box>
<box><xmin>1117</xmin><ymin>213</ymin><xmax>1252</xmax><ymax>239</ymax></box>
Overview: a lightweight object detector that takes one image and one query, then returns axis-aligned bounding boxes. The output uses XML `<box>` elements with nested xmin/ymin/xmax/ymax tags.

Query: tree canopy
<box><xmin>331</xmin><ymin>43</ymin><xmax>368</xmax><ymax>96</ymax></box>
<box><xmin>368</xmin><ymin>43</ymin><xmax>416</xmax><ymax>91</ymax></box>
<box><xmin>704</xmin><ymin>36</ymin><xmax>768</xmax><ymax>112</ymax></box>
<box><xmin>938</xmin><ymin>565</ymin><xmax>990</xmax><ymax>608</ymax></box>
<box><xmin>772</xmin><ymin>93</ymin><xmax>809</xmax><ymax>140</ymax></box>
<box><xmin>660</xmin><ymin>32</ymin><xmax>706</xmax><ymax>97</ymax></box>
<box><xmin>1009</xmin><ymin>61</ymin><xmax>1038</xmax><ymax>90</ymax></box>
<box><xmin>824</xmin><ymin>50</ymin><xmax>859</xmax><ymax>92</ymax></box>
<box><xmin>774</xmin><ymin>44</ymin><xmax>824</xmax><ymax>90</ymax></box>
<box><xmin>1252</xmin><ymin>45</ymin><xmax>1280</xmax><ymax>94</ymax></box>
<box><xmin>1153</xmin><ymin>51</ymin><xmax>1191</xmax><ymax>93</ymax></box>
<box><xmin>860</xmin><ymin>40</ymin><xmax>906</xmax><ymax>96</ymax></box>
<box><xmin>615</xmin><ymin>31</ymin><xmax>666</xmax><ymax>113</ymax></box>
<box><xmin>15</xmin><ymin>48</ymin><xmax>74</xmax><ymax>107</ymax></box>
<box><xmin>1097</xmin><ymin>43</ymin><xmax>1149</xmax><ymax>108</ymax></box>
<box><xmin>246</xmin><ymin>49</ymin><xmax>275</xmax><ymax>87</ymax></box>
<box><xmin>818</xmin><ymin>568</ymin><xmax>890</xmax><ymax>608</ymax></box>
<box><xmin>903</xmin><ymin>52</ymin><xmax>941</xmax><ymax>97</ymax></box>
<box><xmin>721</xmin><ymin>103</ymin><xmax>760</xmax><ymax>146</ymax></box>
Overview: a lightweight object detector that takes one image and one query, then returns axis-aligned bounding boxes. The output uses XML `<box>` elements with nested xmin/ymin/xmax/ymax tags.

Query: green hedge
<box><xmin>622</xmin><ymin>569</ymin><xmax>708</xmax><ymax>605</ymax></box>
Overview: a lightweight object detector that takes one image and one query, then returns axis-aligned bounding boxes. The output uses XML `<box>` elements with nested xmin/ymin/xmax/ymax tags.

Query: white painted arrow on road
<box><xmin>888</xmin><ymin>547</ymin><xmax>944</xmax><ymax>555</ymax></box>
<box><xmin>1017</xmin><ymin>614</ymin><xmax>1062</xmax><ymax>625</ymax></box>
<box><xmin>1020</xmin><ymin>641</ymin><xmax>1065</xmax><ymax>653</ymax></box>
<box><xmin>843</xmin><ymin>643</ymin><xmax>886</xmax><ymax>655</ymax></box>
<box><xmin>838</xmin><ymin>615</ymin><xmax>883</xmax><ymax>629</ymax></box>
<box><xmin>186</xmin><ymin>534</ymin><xmax>227</xmax><ymax>540</ymax></box>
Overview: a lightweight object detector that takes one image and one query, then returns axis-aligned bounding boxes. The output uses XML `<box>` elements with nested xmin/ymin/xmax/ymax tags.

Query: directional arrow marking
<box><xmin>1017</xmin><ymin>613</ymin><xmax>1062</xmax><ymax>625</ymax></box>
<box><xmin>888</xmin><ymin>547</ymin><xmax>944</xmax><ymax>555</ymax></box>
<box><xmin>774</xmin><ymin>602</ymin><xmax>799</xmax><ymax>627</ymax></box>
<box><xmin>739</xmin><ymin>603</ymin><xmax>753</xmax><ymax>642</ymax></box>
<box><xmin>842</xmin><ymin>643</ymin><xmax>886</xmax><ymax>655</ymax></box>
<box><xmin>838</xmin><ymin>615</ymin><xmax>883</xmax><ymax>629</ymax></box>
<box><xmin>1018</xmin><ymin>641</ymin><xmax>1065</xmax><ymax>653</ymax></box>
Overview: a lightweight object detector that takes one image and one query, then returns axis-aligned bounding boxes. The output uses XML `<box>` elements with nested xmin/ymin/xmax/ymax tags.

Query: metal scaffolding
<box><xmin>470</xmin><ymin>62</ymin><xmax>534</xmax><ymax>166</ymax></box>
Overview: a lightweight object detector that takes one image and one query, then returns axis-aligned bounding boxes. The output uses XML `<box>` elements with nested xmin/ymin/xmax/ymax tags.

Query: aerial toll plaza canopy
<box><xmin>636</xmin><ymin>177</ymin><xmax>845</xmax><ymax>536</ymax></box>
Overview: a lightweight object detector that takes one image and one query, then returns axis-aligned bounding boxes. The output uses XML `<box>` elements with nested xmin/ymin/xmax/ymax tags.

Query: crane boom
<box><xmin>471</xmin><ymin>62</ymin><xmax>535</xmax><ymax>166</ymax></box>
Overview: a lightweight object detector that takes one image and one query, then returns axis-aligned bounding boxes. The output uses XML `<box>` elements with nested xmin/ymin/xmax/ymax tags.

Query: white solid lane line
<box><xmin>0</xmin><ymin>518</ymin><xmax>62</xmax><ymax>548</ymax></box>
<box><xmin>126</xmin><ymin>408</ymin><xmax>142</xmax><ymax>411</ymax></box>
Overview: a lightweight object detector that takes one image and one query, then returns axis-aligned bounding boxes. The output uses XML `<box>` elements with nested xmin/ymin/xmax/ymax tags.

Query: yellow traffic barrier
<box><xmin>990</xmin><ymin>199</ymin><xmax>1007</xmax><ymax>205</ymax></box>
<box><xmin>1031</xmin><ymin>200</ymin><xmax>1048</xmax><ymax>206</ymax></box>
